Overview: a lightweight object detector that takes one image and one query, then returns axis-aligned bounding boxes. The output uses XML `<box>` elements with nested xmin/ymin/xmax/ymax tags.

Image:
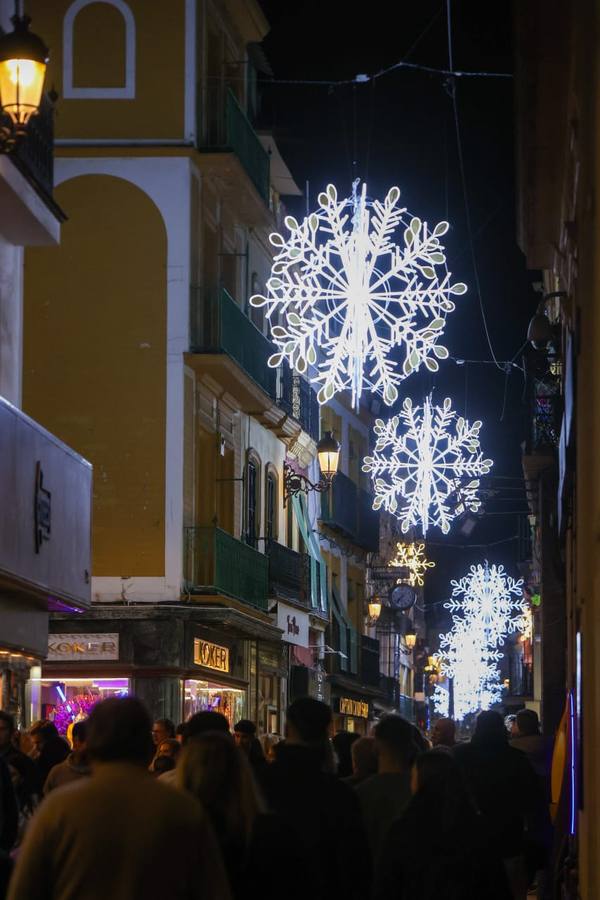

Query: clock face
<box><xmin>389</xmin><ymin>584</ymin><xmax>416</xmax><ymax>611</ymax></box>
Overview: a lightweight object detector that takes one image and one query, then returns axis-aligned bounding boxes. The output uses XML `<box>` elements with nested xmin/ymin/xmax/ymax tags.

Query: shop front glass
<box><xmin>183</xmin><ymin>679</ymin><xmax>246</xmax><ymax>729</ymax></box>
<box><xmin>36</xmin><ymin>677</ymin><xmax>130</xmax><ymax>736</ymax></box>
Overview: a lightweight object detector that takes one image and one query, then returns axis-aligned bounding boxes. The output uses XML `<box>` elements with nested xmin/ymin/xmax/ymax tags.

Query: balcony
<box><xmin>522</xmin><ymin>376</ymin><xmax>562</xmax><ymax>482</ymax></box>
<box><xmin>278</xmin><ymin>367</ymin><xmax>320</xmax><ymax>443</ymax></box>
<box><xmin>188</xmin><ymin>286</ymin><xmax>278</xmax><ymax>407</ymax></box>
<box><xmin>9</xmin><ymin>94</ymin><xmax>54</xmax><ymax>200</ymax></box>
<box><xmin>197</xmin><ymin>85</ymin><xmax>270</xmax><ymax>209</ymax></box>
<box><xmin>184</xmin><ymin>526</ymin><xmax>268</xmax><ymax>612</ymax></box>
<box><xmin>321</xmin><ymin>472</ymin><xmax>380</xmax><ymax>551</ymax></box>
<box><xmin>361</xmin><ymin>635</ymin><xmax>380</xmax><ymax>687</ymax></box>
<box><xmin>267</xmin><ymin>540</ymin><xmax>309</xmax><ymax>606</ymax></box>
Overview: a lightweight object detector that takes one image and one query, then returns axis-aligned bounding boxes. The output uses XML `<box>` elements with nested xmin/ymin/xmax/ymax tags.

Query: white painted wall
<box><xmin>0</xmin><ymin>239</ymin><xmax>23</xmax><ymax>408</ymax></box>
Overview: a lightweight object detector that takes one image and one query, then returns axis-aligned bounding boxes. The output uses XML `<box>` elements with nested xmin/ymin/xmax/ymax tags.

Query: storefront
<box><xmin>44</xmin><ymin>606</ymin><xmax>283</xmax><ymax>732</ymax></box>
<box><xmin>333</xmin><ymin>695</ymin><xmax>372</xmax><ymax>735</ymax></box>
<box><xmin>0</xmin><ymin>399</ymin><xmax>92</xmax><ymax>727</ymax></box>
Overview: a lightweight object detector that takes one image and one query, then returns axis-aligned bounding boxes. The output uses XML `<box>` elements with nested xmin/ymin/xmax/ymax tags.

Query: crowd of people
<box><xmin>0</xmin><ymin>699</ymin><xmax>553</xmax><ymax>900</ymax></box>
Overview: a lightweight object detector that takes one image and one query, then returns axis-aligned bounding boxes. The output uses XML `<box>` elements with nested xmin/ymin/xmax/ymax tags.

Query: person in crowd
<box><xmin>344</xmin><ymin>735</ymin><xmax>377</xmax><ymax>787</ymax></box>
<box><xmin>0</xmin><ymin>712</ymin><xmax>40</xmax><ymax>814</ymax></box>
<box><xmin>373</xmin><ymin>749</ymin><xmax>511</xmax><ymax>900</ymax></box>
<box><xmin>7</xmin><ymin>697</ymin><xmax>231</xmax><ymax>900</ymax></box>
<box><xmin>510</xmin><ymin>709</ymin><xmax>553</xmax><ymax>794</ymax></box>
<box><xmin>159</xmin><ymin>711</ymin><xmax>231</xmax><ymax>785</ymax></box>
<box><xmin>152</xmin><ymin>755</ymin><xmax>175</xmax><ymax>777</ymax></box>
<box><xmin>44</xmin><ymin>720</ymin><xmax>91</xmax><ymax>794</ymax></box>
<box><xmin>260</xmin><ymin>733</ymin><xmax>280</xmax><ymax>763</ymax></box>
<box><xmin>0</xmin><ymin>755</ymin><xmax>18</xmax><ymax>896</ymax></box>
<box><xmin>431</xmin><ymin>717</ymin><xmax>457</xmax><ymax>749</ymax></box>
<box><xmin>175</xmin><ymin>722</ymin><xmax>185</xmax><ymax>744</ymax></box>
<box><xmin>411</xmin><ymin>723</ymin><xmax>431</xmax><ymax>753</ymax></box>
<box><xmin>261</xmin><ymin>697</ymin><xmax>370</xmax><ymax>900</ymax></box>
<box><xmin>156</xmin><ymin>738</ymin><xmax>181</xmax><ymax>761</ymax></box>
<box><xmin>332</xmin><ymin>729</ymin><xmax>359</xmax><ymax>778</ymax></box>
<box><xmin>233</xmin><ymin>720</ymin><xmax>268</xmax><ymax>782</ymax></box>
<box><xmin>356</xmin><ymin>715</ymin><xmax>416</xmax><ymax>860</ymax></box>
<box><xmin>151</xmin><ymin>718</ymin><xmax>175</xmax><ymax>746</ymax></box>
<box><xmin>29</xmin><ymin>721</ymin><xmax>70</xmax><ymax>787</ymax></box>
<box><xmin>453</xmin><ymin>710</ymin><xmax>548</xmax><ymax>900</ymax></box>
<box><xmin>177</xmin><ymin>731</ymin><xmax>298</xmax><ymax>899</ymax></box>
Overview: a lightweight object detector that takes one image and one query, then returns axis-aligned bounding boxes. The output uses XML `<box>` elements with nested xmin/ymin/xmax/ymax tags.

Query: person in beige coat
<box><xmin>7</xmin><ymin>697</ymin><xmax>231</xmax><ymax>900</ymax></box>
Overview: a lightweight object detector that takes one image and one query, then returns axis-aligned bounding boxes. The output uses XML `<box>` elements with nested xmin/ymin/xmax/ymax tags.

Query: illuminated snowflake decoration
<box><xmin>445</xmin><ymin>562</ymin><xmax>528</xmax><ymax>648</ymax></box>
<box><xmin>362</xmin><ymin>396</ymin><xmax>493</xmax><ymax>535</ymax></box>
<box><xmin>250</xmin><ymin>181</ymin><xmax>466</xmax><ymax>408</ymax></box>
<box><xmin>389</xmin><ymin>541</ymin><xmax>435</xmax><ymax>587</ymax></box>
<box><xmin>432</xmin><ymin>683</ymin><xmax>450</xmax><ymax>718</ymax></box>
<box><xmin>435</xmin><ymin>618</ymin><xmax>504</xmax><ymax>720</ymax></box>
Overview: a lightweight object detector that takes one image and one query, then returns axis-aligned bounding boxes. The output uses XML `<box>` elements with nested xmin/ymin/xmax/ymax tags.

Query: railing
<box><xmin>184</xmin><ymin>526</ymin><xmax>268</xmax><ymax>611</ymax></box>
<box><xmin>321</xmin><ymin>472</ymin><xmax>380</xmax><ymax>550</ymax></box>
<box><xmin>528</xmin><ymin>378</ymin><xmax>562</xmax><ymax>453</ymax></box>
<box><xmin>197</xmin><ymin>85</ymin><xmax>270</xmax><ymax>204</ymax></box>
<box><xmin>380</xmin><ymin>674</ymin><xmax>401</xmax><ymax>708</ymax></box>
<box><xmin>9</xmin><ymin>94</ymin><xmax>54</xmax><ymax>199</ymax></box>
<box><xmin>278</xmin><ymin>368</ymin><xmax>320</xmax><ymax>442</ymax></box>
<box><xmin>361</xmin><ymin>634</ymin><xmax>380</xmax><ymax>686</ymax></box>
<box><xmin>266</xmin><ymin>539</ymin><xmax>309</xmax><ymax>605</ymax></box>
<box><xmin>190</xmin><ymin>286</ymin><xmax>277</xmax><ymax>399</ymax></box>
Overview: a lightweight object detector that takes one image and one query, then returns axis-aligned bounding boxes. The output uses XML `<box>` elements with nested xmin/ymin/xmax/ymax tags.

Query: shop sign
<box><xmin>193</xmin><ymin>638</ymin><xmax>230</xmax><ymax>673</ymax></box>
<box><xmin>276</xmin><ymin>602</ymin><xmax>309</xmax><ymax>647</ymax></box>
<box><xmin>310</xmin><ymin>668</ymin><xmax>330</xmax><ymax>704</ymax></box>
<box><xmin>47</xmin><ymin>633</ymin><xmax>119</xmax><ymax>661</ymax></box>
<box><xmin>338</xmin><ymin>697</ymin><xmax>369</xmax><ymax>718</ymax></box>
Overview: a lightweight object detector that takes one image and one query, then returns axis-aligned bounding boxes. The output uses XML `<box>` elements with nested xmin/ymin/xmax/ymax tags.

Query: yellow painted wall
<box><xmin>28</xmin><ymin>0</ymin><xmax>186</xmax><ymax>140</ymax></box>
<box><xmin>23</xmin><ymin>174</ymin><xmax>167</xmax><ymax>576</ymax></box>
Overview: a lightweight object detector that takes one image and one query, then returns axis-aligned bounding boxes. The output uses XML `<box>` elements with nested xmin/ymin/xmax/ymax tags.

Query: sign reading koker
<box><xmin>47</xmin><ymin>634</ymin><xmax>119</xmax><ymax>661</ymax></box>
<box><xmin>277</xmin><ymin>602</ymin><xmax>309</xmax><ymax>648</ymax></box>
<box><xmin>193</xmin><ymin>638</ymin><xmax>230</xmax><ymax>673</ymax></box>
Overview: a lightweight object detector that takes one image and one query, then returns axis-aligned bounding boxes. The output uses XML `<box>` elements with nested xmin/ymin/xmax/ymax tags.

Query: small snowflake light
<box><xmin>389</xmin><ymin>541</ymin><xmax>435</xmax><ymax>587</ymax></box>
<box><xmin>250</xmin><ymin>181</ymin><xmax>466</xmax><ymax>408</ymax></box>
<box><xmin>362</xmin><ymin>395</ymin><xmax>493</xmax><ymax>535</ymax></box>
<box><xmin>444</xmin><ymin>562</ymin><xmax>527</xmax><ymax>648</ymax></box>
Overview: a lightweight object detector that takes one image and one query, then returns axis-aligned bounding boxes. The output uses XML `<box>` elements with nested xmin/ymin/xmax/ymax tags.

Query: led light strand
<box><xmin>389</xmin><ymin>541</ymin><xmax>435</xmax><ymax>587</ymax></box>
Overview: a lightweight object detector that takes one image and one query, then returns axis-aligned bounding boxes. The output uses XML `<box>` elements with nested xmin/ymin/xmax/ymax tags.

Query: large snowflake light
<box><xmin>250</xmin><ymin>181</ymin><xmax>466</xmax><ymax>407</ymax></box>
<box><xmin>389</xmin><ymin>541</ymin><xmax>435</xmax><ymax>587</ymax></box>
<box><xmin>445</xmin><ymin>562</ymin><xmax>527</xmax><ymax>648</ymax></box>
<box><xmin>362</xmin><ymin>396</ymin><xmax>493</xmax><ymax>535</ymax></box>
<box><xmin>436</xmin><ymin>618</ymin><xmax>504</xmax><ymax>720</ymax></box>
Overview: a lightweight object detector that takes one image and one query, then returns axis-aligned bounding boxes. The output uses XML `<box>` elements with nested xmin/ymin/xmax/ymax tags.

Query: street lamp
<box><xmin>366</xmin><ymin>596</ymin><xmax>382</xmax><ymax>626</ymax></box>
<box><xmin>0</xmin><ymin>13</ymin><xmax>48</xmax><ymax>146</ymax></box>
<box><xmin>283</xmin><ymin>431</ymin><xmax>341</xmax><ymax>505</ymax></box>
<box><xmin>405</xmin><ymin>632</ymin><xmax>417</xmax><ymax>650</ymax></box>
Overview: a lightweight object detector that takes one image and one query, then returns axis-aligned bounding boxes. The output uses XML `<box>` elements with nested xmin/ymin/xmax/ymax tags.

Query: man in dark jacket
<box><xmin>0</xmin><ymin>711</ymin><xmax>41</xmax><ymax>812</ymax></box>
<box><xmin>261</xmin><ymin>697</ymin><xmax>370</xmax><ymax>900</ymax></box>
<box><xmin>453</xmin><ymin>710</ymin><xmax>547</xmax><ymax>899</ymax></box>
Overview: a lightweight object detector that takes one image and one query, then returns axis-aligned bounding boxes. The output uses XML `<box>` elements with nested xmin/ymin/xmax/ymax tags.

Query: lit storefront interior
<box><xmin>33</xmin><ymin>677</ymin><xmax>130</xmax><ymax>734</ymax></box>
<box><xmin>183</xmin><ymin>679</ymin><xmax>245</xmax><ymax>729</ymax></box>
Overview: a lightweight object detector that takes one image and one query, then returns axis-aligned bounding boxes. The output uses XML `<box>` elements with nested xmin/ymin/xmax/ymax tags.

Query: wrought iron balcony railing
<box><xmin>321</xmin><ymin>472</ymin><xmax>380</xmax><ymax>551</ymax></box>
<box><xmin>9</xmin><ymin>93</ymin><xmax>54</xmax><ymax>199</ymax></box>
<box><xmin>266</xmin><ymin>539</ymin><xmax>309</xmax><ymax>606</ymax></box>
<box><xmin>278</xmin><ymin>367</ymin><xmax>320</xmax><ymax>442</ymax></box>
<box><xmin>197</xmin><ymin>85</ymin><xmax>270</xmax><ymax>204</ymax></box>
<box><xmin>184</xmin><ymin>526</ymin><xmax>268</xmax><ymax>612</ymax></box>
<box><xmin>190</xmin><ymin>286</ymin><xmax>277</xmax><ymax>399</ymax></box>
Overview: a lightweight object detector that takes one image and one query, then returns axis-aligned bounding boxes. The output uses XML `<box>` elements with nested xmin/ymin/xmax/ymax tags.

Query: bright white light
<box><xmin>432</xmin><ymin>683</ymin><xmax>450</xmax><ymax>718</ymax></box>
<box><xmin>434</xmin><ymin>561</ymin><xmax>529</xmax><ymax>721</ymax></box>
<box><xmin>362</xmin><ymin>395</ymin><xmax>493</xmax><ymax>535</ymax></box>
<box><xmin>389</xmin><ymin>541</ymin><xmax>435</xmax><ymax>587</ymax></box>
<box><xmin>250</xmin><ymin>181</ymin><xmax>466</xmax><ymax>408</ymax></box>
<box><xmin>445</xmin><ymin>562</ymin><xmax>527</xmax><ymax>648</ymax></box>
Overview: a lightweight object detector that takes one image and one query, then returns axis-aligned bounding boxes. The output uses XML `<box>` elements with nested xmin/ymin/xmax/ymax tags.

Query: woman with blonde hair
<box><xmin>177</xmin><ymin>731</ymin><xmax>301</xmax><ymax>900</ymax></box>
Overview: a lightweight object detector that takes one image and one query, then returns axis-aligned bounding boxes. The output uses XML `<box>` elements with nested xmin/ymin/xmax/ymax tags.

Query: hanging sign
<box><xmin>277</xmin><ymin>602</ymin><xmax>309</xmax><ymax>647</ymax></box>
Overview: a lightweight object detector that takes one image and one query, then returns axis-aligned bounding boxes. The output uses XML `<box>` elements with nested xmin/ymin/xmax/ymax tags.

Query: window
<box><xmin>245</xmin><ymin>452</ymin><xmax>260</xmax><ymax>548</ymax></box>
<box><xmin>63</xmin><ymin>0</ymin><xmax>136</xmax><ymax>99</ymax></box>
<box><xmin>265</xmin><ymin>468</ymin><xmax>277</xmax><ymax>544</ymax></box>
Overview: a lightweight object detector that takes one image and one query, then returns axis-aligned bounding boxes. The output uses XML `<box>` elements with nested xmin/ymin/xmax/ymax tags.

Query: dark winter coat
<box><xmin>261</xmin><ymin>743</ymin><xmax>371</xmax><ymax>900</ymax></box>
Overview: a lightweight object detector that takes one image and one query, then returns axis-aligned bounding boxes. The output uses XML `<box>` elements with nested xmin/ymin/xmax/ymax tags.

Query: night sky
<box><xmin>257</xmin><ymin>0</ymin><xmax>536</xmax><ymax>639</ymax></box>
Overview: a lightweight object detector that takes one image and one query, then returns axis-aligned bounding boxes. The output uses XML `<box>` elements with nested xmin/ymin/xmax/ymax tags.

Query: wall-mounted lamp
<box><xmin>526</xmin><ymin>292</ymin><xmax>566</xmax><ymax>350</ymax></box>
<box><xmin>366</xmin><ymin>596</ymin><xmax>382</xmax><ymax>626</ymax></box>
<box><xmin>283</xmin><ymin>431</ymin><xmax>340</xmax><ymax>505</ymax></box>
<box><xmin>404</xmin><ymin>632</ymin><xmax>417</xmax><ymax>650</ymax></box>
<box><xmin>0</xmin><ymin>13</ymin><xmax>48</xmax><ymax>148</ymax></box>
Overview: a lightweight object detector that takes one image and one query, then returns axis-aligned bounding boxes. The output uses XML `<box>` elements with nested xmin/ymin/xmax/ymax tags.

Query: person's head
<box><xmin>157</xmin><ymin>738</ymin><xmax>181</xmax><ymax>760</ymax></box>
<box><xmin>285</xmin><ymin>697</ymin><xmax>331</xmax><ymax>746</ymax></box>
<box><xmin>71</xmin><ymin>720</ymin><xmax>88</xmax><ymax>753</ymax></box>
<box><xmin>350</xmin><ymin>736</ymin><xmax>377</xmax><ymax>779</ymax></box>
<box><xmin>515</xmin><ymin>708</ymin><xmax>541</xmax><ymax>737</ymax></box>
<box><xmin>373</xmin><ymin>715</ymin><xmax>418</xmax><ymax>773</ymax></box>
<box><xmin>29</xmin><ymin>720</ymin><xmax>59</xmax><ymax>755</ymax></box>
<box><xmin>175</xmin><ymin>723</ymin><xmax>185</xmax><ymax>744</ymax></box>
<box><xmin>177</xmin><ymin>731</ymin><xmax>263</xmax><ymax>847</ymax></box>
<box><xmin>260</xmin><ymin>733</ymin><xmax>280</xmax><ymax>763</ymax></box>
<box><xmin>332</xmin><ymin>730</ymin><xmax>360</xmax><ymax>778</ymax></box>
<box><xmin>431</xmin><ymin>718</ymin><xmax>456</xmax><ymax>748</ymax></box>
<box><xmin>411</xmin><ymin>748</ymin><xmax>457</xmax><ymax>795</ymax></box>
<box><xmin>233</xmin><ymin>719</ymin><xmax>256</xmax><ymax>754</ymax></box>
<box><xmin>473</xmin><ymin>710</ymin><xmax>507</xmax><ymax>745</ymax></box>
<box><xmin>152</xmin><ymin>754</ymin><xmax>175</xmax><ymax>776</ymax></box>
<box><xmin>86</xmin><ymin>697</ymin><xmax>154</xmax><ymax>767</ymax></box>
<box><xmin>183</xmin><ymin>711</ymin><xmax>230</xmax><ymax>744</ymax></box>
<box><xmin>0</xmin><ymin>711</ymin><xmax>15</xmax><ymax>750</ymax></box>
<box><xmin>152</xmin><ymin>718</ymin><xmax>175</xmax><ymax>746</ymax></box>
